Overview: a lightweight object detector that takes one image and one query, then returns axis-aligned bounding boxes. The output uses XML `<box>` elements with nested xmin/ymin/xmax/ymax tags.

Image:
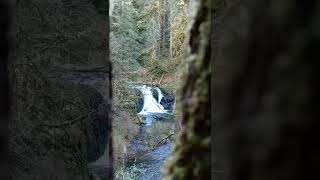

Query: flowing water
<box><xmin>125</xmin><ymin>85</ymin><xmax>175</xmax><ymax>180</ymax></box>
<box><xmin>88</xmin><ymin>85</ymin><xmax>175</xmax><ymax>180</ymax></box>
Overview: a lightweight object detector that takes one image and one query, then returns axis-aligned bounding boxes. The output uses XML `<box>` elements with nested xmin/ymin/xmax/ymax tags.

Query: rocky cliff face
<box><xmin>9</xmin><ymin>0</ymin><xmax>112</xmax><ymax>179</ymax></box>
<box><xmin>54</xmin><ymin>70</ymin><xmax>111</xmax><ymax>163</ymax></box>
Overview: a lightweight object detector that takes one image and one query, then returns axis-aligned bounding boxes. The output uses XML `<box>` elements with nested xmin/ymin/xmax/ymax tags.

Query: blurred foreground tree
<box><xmin>214</xmin><ymin>0</ymin><xmax>320</xmax><ymax>180</ymax></box>
<box><xmin>163</xmin><ymin>0</ymin><xmax>211</xmax><ymax>179</ymax></box>
<box><xmin>165</xmin><ymin>0</ymin><xmax>320</xmax><ymax>179</ymax></box>
<box><xmin>0</xmin><ymin>0</ymin><xmax>10</xmax><ymax>179</ymax></box>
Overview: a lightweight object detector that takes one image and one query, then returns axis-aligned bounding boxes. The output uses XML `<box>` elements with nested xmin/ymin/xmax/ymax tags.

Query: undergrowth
<box><xmin>146</xmin><ymin>119</ymin><xmax>182</xmax><ymax>150</ymax></box>
<box><xmin>115</xmin><ymin>163</ymin><xmax>146</xmax><ymax>180</ymax></box>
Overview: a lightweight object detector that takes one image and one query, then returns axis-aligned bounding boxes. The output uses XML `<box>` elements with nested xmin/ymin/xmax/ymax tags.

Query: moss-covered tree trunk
<box><xmin>163</xmin><ymin>0</ymin><xmax>212</xmax><ymax>179</ymax></box>
<box><xmin>165</xmin><ymin>0</ymin><xmax>320</xmax><ymax>179</ymax></box>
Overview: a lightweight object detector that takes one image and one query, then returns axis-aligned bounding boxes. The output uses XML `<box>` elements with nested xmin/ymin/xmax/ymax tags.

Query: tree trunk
<box><xmin>163</xmin><ymin>0</ymin><xmax>212</xmax><ymax>179</ymax></box>
<box><xmin>215</xmin><ymin>0</ymin><xmax>320</xmax><ymax>180</ymax></box>
<box><xmin>158</xmin><ymin>0</ymin><xmax>170</xmax><ymax>60</ymax></box>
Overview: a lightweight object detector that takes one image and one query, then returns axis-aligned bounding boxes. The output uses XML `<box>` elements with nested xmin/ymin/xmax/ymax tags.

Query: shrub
<box><xmin>146</xmin><ymin>121</ymin><xmax>176</xmax><ymax>149</ymax></box>
<box><xmin>115</xmin><ymin>163</ymin><xmax>146</xmax><ymax>180</ymax></box>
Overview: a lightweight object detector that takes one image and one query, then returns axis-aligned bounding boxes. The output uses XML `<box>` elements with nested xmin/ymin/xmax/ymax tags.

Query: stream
<box><xmin>124</xmin><ymin>85</ymin><xmax>175</xmax><ymax>180</ymax></box>
<box><xmin>88</xmin><ymin>84</ymin><xmax>175</xmax><ymax>180</ymax></box>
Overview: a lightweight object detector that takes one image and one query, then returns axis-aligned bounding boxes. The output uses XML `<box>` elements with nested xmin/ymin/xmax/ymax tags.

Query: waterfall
<box><xmin>136</xmin><ymin>85</ymin><xmax>167</xmax><ymax>116</ymax></box>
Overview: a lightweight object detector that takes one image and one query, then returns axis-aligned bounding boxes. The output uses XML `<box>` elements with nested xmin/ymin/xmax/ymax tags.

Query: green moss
<box><xmin>162</xmin><ymin>0</ymin><xmax>211</xmax><ymax>179</ymax></box>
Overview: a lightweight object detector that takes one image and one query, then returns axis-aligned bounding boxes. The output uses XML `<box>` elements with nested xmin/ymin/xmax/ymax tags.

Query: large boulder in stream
<box><xmin>159</xmin><ymin>88</ymin><xmax>175</xmax><ymax>113</ymax></box>
<box><xmin>134</xmin><ymin>88</ymin><xmax>144</xmax><ymax>113</ymax></box>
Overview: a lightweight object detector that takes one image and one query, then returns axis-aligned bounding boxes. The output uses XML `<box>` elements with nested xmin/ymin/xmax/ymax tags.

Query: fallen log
<box><xmin>152</xmin><ymin>133</ymin><xmax>175</xmax><ymax>149</ymax></box>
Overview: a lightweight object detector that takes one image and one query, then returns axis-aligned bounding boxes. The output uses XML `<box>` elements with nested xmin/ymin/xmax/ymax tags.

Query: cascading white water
<box><xmin>136</xmin><ymin>85</ymin><xmax>167</xmax><ymax>116</ymax></box>
<box><xmin>134</xmin><ymin>85</ymin><xmax>173</xmax><ymax>126</ymax></box>
<box><xmin>128</xmin><ymin>85</ymin><xmax>175</xmax><ymax>180</ymax></box>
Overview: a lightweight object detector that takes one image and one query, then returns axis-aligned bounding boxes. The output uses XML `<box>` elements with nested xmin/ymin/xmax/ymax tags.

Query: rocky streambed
<box><xmin>115</xmin><ymin>85</ymin><xmax>176</xmax><ymax>180</ymax></box>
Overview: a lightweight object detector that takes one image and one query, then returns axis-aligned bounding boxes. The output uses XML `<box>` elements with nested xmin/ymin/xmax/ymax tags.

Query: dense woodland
<box><xmin>110</xmin><ymin>0</ymin><xmax>191</xmax><ymax>174</ymax></box>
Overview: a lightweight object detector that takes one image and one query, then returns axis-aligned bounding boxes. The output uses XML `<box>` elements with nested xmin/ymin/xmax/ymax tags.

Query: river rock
<box><xmin>159</xmin><ymin>88</ymin><xmax>175</xmax><ymax>112</ymax></box>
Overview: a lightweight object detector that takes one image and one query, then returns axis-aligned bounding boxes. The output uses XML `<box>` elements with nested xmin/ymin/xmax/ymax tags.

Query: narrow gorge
<box><xmin>8</xmin><ymin>0</ymin><xmax>199</xmax><ymax>179</ymax></box>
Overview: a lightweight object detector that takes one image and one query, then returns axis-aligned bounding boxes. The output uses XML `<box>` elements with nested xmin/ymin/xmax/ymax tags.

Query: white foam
<box><xmin>137</xmin><ymin>86</ymin><xmax>167</xmax><ymax>116</ymax></box>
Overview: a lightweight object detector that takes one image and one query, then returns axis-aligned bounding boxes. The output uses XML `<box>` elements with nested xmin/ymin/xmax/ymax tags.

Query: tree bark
<box><xmin>215</xmin><ymin>0</ymin><xmax>320</xmax><ymax>180</ymax></box>
<box><xmin>163</xmin><ymin>0</ymin><xmax>212</xmax><ymax>179</ymax></box>
<box><xmin>158</xmin><ymin>0</ymin><xmax>170</xmax><ymax>60</ymax></box>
